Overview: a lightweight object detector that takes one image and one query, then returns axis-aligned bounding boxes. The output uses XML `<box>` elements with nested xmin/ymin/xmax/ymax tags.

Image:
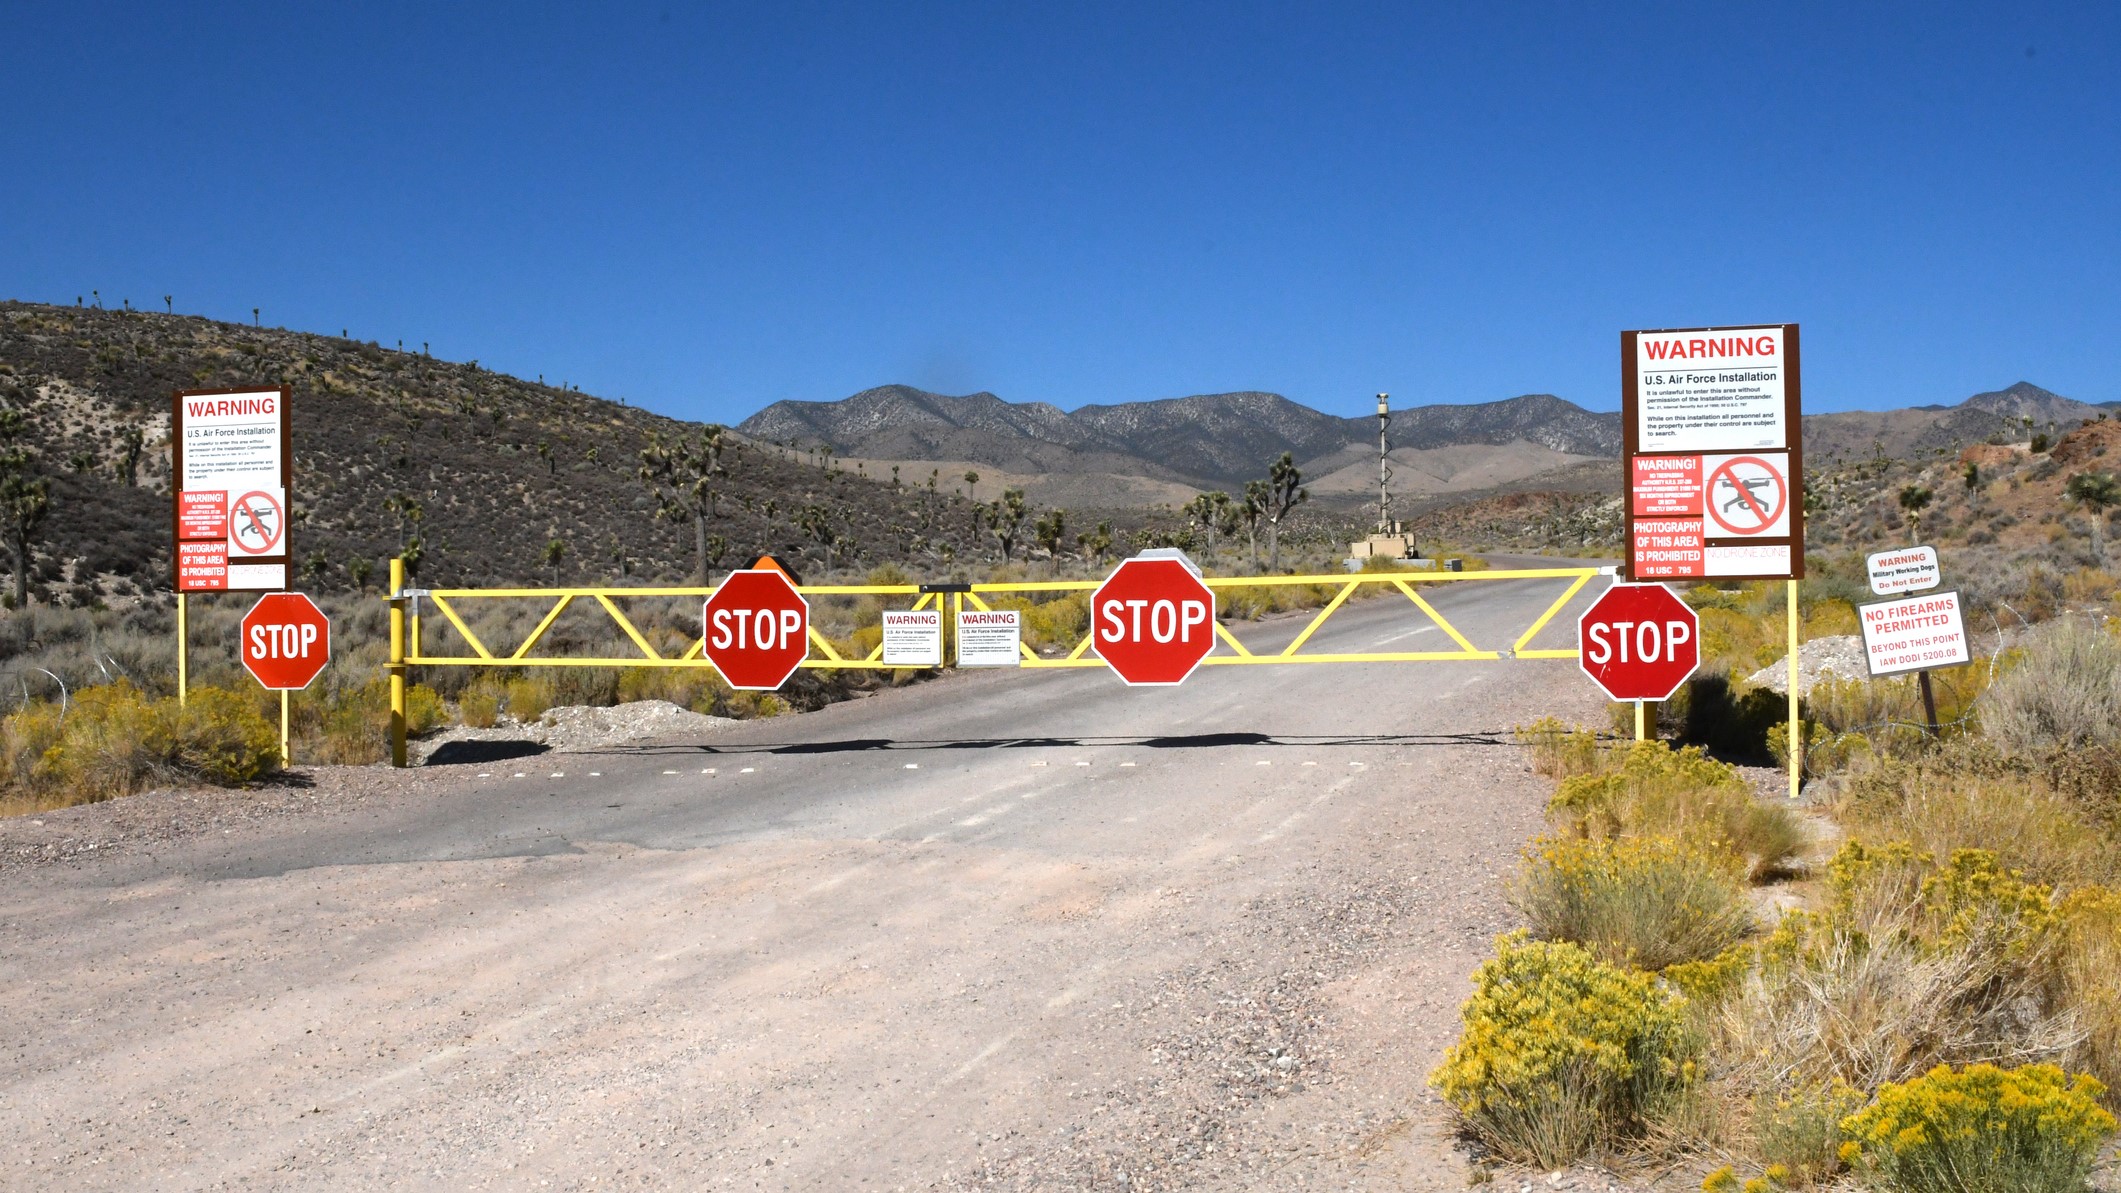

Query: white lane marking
<box><xmin>700</xmin><ymin>768</ymin><xmax>712</xmax><ymax>774</ymax></box>
<box><xmin>550</xmin><ymin>772</ymin><xmax>565</xmax><ymax>778</ymax></box>
<box><xmin>942</xmin><ymin>1032</ymin><xmax>1016</xmax><ymax>1086</ymax></box>
<box><xmin>1031</xmin><ymin>760</ymin><xmax>1047</xmax><ymax>767</ymax></box>
<box><xmin>1373</xmin><ymin>624</ymin><xmax>1439</xmax><ymax>646</ymax></box>
<box><xmin>477</xmin><ymin>773</ymin><xmax>492</xmax><ymax>778</ymax></box>
<box><xmin>512</xmin><ymin>773</ymin><xmax>526</xmax><ymax>779</ymax></box>
<box><xmin>1120</xmin><ymin>761</ymin><xmax>1136</xmax><ymax>767</ymax></box>
<box><xmin>1255</xmin><ymin>760</ymin><xmax>1271</xmax><ymax>766</ymax></box>
<box><xmin>1349</xmin><ymin>761</ymin><xmax>1365</xmax><ymax>767</ymax></box>
<box><xmin>589</xmin><ymin>772</ymin><xmax>601</xmax><ymax>777</ymax></box>
<box><xmin>740</xmin><ymin>767</ymin><xmax>756</xmax><ymax>774</ymax></box>
<box><xmin>904</xmin><ymin>763</ymin><xmax>920</xmax><ymax>769</ymax></box>
<box><xmin>1302</xmin><ymin>761</ymin><xmax>1317</xmax><ymax>767</ymax></box>
<box><xmin>1074</xmin><ymin>761</ymin><xmax>1090</xmax><ymax>767</ymax></box>
<box><xmin>959</xmin><ymin>802</ymin><xmax>1017</xmax><ymax>827</ymax></box>
<box><xmin>662</xmin><ymin>770</ymin><xmax>679</xmax><ymax>775</ymax></box>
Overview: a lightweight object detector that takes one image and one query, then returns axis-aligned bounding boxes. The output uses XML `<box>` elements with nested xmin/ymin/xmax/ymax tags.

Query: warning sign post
<box><xmin>1621</xmin><ymin>326</ymin><xmax>1803</xmax><ymax>583</ymax></box>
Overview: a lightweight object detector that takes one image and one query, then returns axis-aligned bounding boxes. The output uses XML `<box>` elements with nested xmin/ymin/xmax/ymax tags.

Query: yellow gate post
<box><xmin>176</xmin><ymin>592</ymin><xmax>189</xmax><ymax>707</ymax></box>
<box><xmin>1787</xmin><ymin>578</ymin><xmax>1802</xmax><ymax>799</ymax></box>
<box><xmin>388</xmin><ymin>557</ymin><xmax>407</xmax><ymax>768</ymax></box>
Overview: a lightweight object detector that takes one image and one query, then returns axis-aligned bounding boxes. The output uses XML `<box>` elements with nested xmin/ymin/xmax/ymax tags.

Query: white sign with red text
<box><xmin>1866</xmin><ymin>546</ymin><xmax>1941</xmax><ymax>596</ymax></box>
<box><xmin>1633</xmin><ymin>328</ymin><xmax>1787</xmax><ymax>453</ymax></box>
<box><xmin>956</xmin><ymin>610</ymin><xmax>1021</xmax><ymax>667</ymax></box>
<box><xmin>174</xmin><ymin>388</ymin><xmax>289</xmax><ymax>591</ymax></box>
<box><xmin>881</xmin><ymin>610</ymin><xmax>943</xmax><ymax>666</ymax></box>
<box><xmin>1858</xmin><ymin>590</ymin><xmax>1970</xmax><ymax>678</ymax></box>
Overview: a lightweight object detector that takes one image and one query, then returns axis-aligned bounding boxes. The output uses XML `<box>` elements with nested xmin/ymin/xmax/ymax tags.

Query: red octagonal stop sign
<box><xmin>241</xmin><ymin>592</ymin><xmax>332</xmax><ymax>691</ymax></box>
<box><xmin>1578</xmin><ymin>582</ymin><xmax>1699</xmax><ymax>701</ymax></box>
<box><xmin>702</xmin><ymin>568</ymin><xmax>811</xmax><ymax>691</ymax></box>
<box><xmin>1092</xmin><ymin>554</ymin><xmax>1217</xmax><ymax>686</ymax></box>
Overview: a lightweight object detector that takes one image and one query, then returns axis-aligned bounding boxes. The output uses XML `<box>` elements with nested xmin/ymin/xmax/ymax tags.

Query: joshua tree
<box><xmin>2064</xmin><ymin>472</ymin><xmax>2120</xmax><ymax>563</ymax></box>
<box><xmin>1962</xmin><ymin>460</ymin><xmax>1981</xmax><ymax>493</ymax></box>
<box><xmin>963</xmin><ymin>470</ymin><xmax>980</xmax><ymax>501</ymax></box>
<box><xmin>1260</xmin><ymin>453</ymin><xmax>1308</xmax><ymax>571</ymax></box>
<box><xmin>797</xmin><ymin>503</ymin><xmax>839</xmax><ymax>569</ymax></box>
<box><xmin>536</xmin><ymin>441</ymin><xmax>554</xmax><ymax>476</ymax></box>
<box><xmin>1075</xmin><ymin>521</ymin><xmax>1114</xmax><ymax>566</ymax></box>
<box><xmin>988</xmin><ymin>487</ymin><xmax>1029</xmax><ymax>561</ymax></box>
<box><xmin>541</xmin><ymin>537</ymin><xmax>568</xmax><ymax>584</ymax></box>
<box><xmin>118</xmin><ymin>422</ymin><xmax>146</xmax><ymax>487</ymax></box>
<box><xmin>1240</xmin><ymin>479</ymin><xmax>1268</xmax><ymax>570</ymax></box>
<box><xmin>1033</xmin><ymin>508</ymin><xmax>1067</xmax><ymax>559</ymax></box>
<box><xmin>303</xmin><ymin>550</ymin><xmax>330</xmax><ymax>583</ymax></box>
<box><xmin>0</xmin><ymin>410</ymin><xmax>50</xmax><ymax>609</ymax></box>
<box><xmin>348</xmin><ymin>557</ymin><xmax>374</xmax><ymax>593</ymax></box>
<box><xmin>638</xmin><ymin>424</ymin><xmax>733</xmax><ymax>584</ymax></box>
<box><xmin>1896</xmin><ymin>484</ymin><xmax>1933</xmax><ymax>545</ymax></box>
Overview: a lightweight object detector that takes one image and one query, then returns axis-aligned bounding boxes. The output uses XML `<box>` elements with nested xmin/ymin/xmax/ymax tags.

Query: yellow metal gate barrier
<box><xmin>384</xmin><ymin>556</ymin><xmax>1612</xmax><ymax>765</ymax></box>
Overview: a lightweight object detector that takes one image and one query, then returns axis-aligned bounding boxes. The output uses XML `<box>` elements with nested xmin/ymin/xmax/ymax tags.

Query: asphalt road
<box><xmin>2</xmin><ymin>560</ymin><xmax>1618</xmax><ymax>1191</ymax></box>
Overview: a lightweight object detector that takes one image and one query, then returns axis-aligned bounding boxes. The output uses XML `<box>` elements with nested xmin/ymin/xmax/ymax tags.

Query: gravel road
<box><xmin>2</xmin><ymin>563</ymin><xmax>1655</xmax><ymax>1191</ymax></box>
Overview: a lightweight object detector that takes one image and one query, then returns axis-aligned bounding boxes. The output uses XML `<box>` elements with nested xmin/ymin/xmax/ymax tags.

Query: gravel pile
<box><xmin>1745</xmin><ymin>635</ymin><xmax>1868</xmax><ymax>696</ymax></box>
<box><xmin>414</xmin><ymin>700</ymin><xmax>738</xmax><ymax>762</ymax></box>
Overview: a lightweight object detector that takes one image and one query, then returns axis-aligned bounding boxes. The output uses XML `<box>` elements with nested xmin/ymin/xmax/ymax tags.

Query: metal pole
<box><xmin>1917</xmin><ymin>669</ymin><xmax>1940</xmax><ymax>737</ymax></box>
<box><xmin>389</xmin><ymin>557</ymin><xmax>407</xmax><ymax>768</ymax></box>
<box><xmin>1633</xmin><ymin>699</ymin><xmax>1645</xmax><ymax>742</ymax></box>
<box><xmin>176</xmin><ymin>592</ymin><xmax>189</xmax><ymax>706</ymax></box>
<box><xmin>1787</xmin><ymin>578</ymin><xmax>1802</xmax><ymax>799</ymax></box>
<box><xmin>280</xmin><ymin>689</ymin><xmax>290</xmax><ymax>766</ymax></box>
<box><xmin>1376</xmin><ymin>393</ymin><xmax>1391</xmax><ymax>533</ymax></box>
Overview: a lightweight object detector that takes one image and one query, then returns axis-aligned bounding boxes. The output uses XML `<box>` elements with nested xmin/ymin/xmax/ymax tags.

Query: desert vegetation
<box><xmin>1447</xmin><ymin>601</ymin><xmax>2121</xmax><ymax>1189</ymax></box>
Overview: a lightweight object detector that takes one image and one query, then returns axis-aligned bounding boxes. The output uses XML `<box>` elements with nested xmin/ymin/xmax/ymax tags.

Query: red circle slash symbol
<box><xmin>1704</xmin><ymin>457</ymin><xmax>1786</xmax><ymax>536</ymax></box>
<box><xmin>230</xmin><ymin>490</ymin><xmax>285</xmax><ymax>555</ymax></box>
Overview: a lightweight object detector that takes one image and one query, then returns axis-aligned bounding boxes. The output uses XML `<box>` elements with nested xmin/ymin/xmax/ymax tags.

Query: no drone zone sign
<box><xmin>1621</xmin><ymin>325</ymin><xmax>1805</xmax><ymax>581</ymax></box>
<box><xmin>172</xmin><ymin>388</ymin><xmax>292</xmax><ymax>591</ymax></box>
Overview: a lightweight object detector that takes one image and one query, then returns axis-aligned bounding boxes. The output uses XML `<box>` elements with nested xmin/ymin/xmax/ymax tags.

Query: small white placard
<box><xmin>956</xmin><ymin>609</ymin><xmax>1022</xmax><ymax>667</ymax></box>
<box><xmin>881</xmin><ymin>609</ymin><xmax>942</xmax><ymax>666</ymax></box>
<box><xmin>225</xmin><ymin>563</ymin><xmax>287</xmax><ymax>591</ymax></box>
<box><xmin>1866</xmin><ymin>546</ymin><xmax>1941</xmax><ymax>596</ymax></box>
<box><xmin>1858</xmin><ymin>589</ymin><xmax>1970</xmax><ymax>678</ymax></box>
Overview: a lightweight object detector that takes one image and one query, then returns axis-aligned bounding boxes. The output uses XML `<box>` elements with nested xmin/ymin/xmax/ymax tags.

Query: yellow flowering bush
<box><xmin>1838</xmin><ymin>1063</ymin><xmax>2114</xmax><ymax>1192</ymax></box>
<box><xmin>1431</xmin><ymin>933</ymin><xmax>1699</xmax><ymax>1168</ymax></box>
<box><xmin>1548</xmin><ymin>740</ymin><xmax>1804</xmax><ymax>880</ymax></box>
<box><xmin>0</xmin><ymin>681</ymin><xmax>280</xmax><ymax>806</ymax></box>
<box><xmin>1512</xmin><ymin>834</ymin><xmax>1753</xmax><ymax>971</ymax></box>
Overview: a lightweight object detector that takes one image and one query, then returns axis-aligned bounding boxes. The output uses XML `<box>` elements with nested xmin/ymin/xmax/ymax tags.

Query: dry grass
<box><xmin>1547</xmin><ymin>741</ymin><xmax>1807</xmax><ymax>882</ymax></box>
<box><xmin>1983</xmin><ymin>615</ymin><xmax>2121</xmax><ymax>756</ymax></box>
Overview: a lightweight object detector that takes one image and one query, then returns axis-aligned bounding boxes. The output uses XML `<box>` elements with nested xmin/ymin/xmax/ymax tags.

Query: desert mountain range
<box><xmin>742</xmin><ymin>381</ymin><xmax>2117</xmax><ymax>509</ymax></box>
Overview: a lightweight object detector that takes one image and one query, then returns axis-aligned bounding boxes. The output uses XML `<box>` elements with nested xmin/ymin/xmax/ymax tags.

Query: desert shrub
<box><xmin>458</xmin><ymin>682</ymin><xmax>501</xmax><ymax>728</ymax></box>
<box><xmin>1431</xmin><ymin>933</ymin><xmax>1700</xmax><ymax>1168</ymax></box>
<box><xmin>1835</xmin><ymin>742</ymin><xmax>2118</xmax><ymax>889</ymax></box>
<box><xmin>1752</xmin><ymin>1081</ymin><xmax>1866</xmax><ymax>1187</ymax></box>
<box><xmin>1549</xmin><ymin>741</ymin><xmax>1806</xmax><ymax>880</ymax></box>
<box><xmin>504</xmin><ymin>676</ymin><xmax>551</xmax><ymax>721</ymax></box>
<box><xmin>1516</xmin><ymin>716</ymin><xmax>1603</xmax><ymax>778</ymax></box>
<box><xmin>1982</xmin><ymin>616</ymin><xmax>2121</xmax><ymax>755</ymax></box>
<box><xmin>1838</xmin><ymin>1063</ymin><xmax>2114</xmax><ymax>1193</ymax></box>
<box><xmin>1727</xmin><ymin>844</ymin><xmax>2077</xmax><ymax>1094</ymax></box>
<box><xmin>2055</xmin><ymin>887</ymin><xmax>2121</xmax><ymax>1094</ymax></box>
<box><xmin>1662</xmin><ymin>942</ymin><xmax>1754</xmax><ymax>1006</ymax></box>
<box><xmin>1513</xmin><ymin>835</ymin><xmax>1753</xmax><ymax>971</ymax></box>
<box><xmin>0</xmin><ymin>681</ymin><xmax>280</xmax><ymax>807</ymax></box>
<box><xmin>303</xmin><ymin>677</ymin><xmax>446</xmax><ymax>765</ymax></box>
<box><xmin>168</xmin><ymin>686</ymin><xmax>283</xmax><ymax>783</ymax></box>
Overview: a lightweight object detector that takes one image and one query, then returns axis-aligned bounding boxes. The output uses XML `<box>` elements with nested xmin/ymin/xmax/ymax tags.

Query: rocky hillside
<box><xmin>0</xmin><ymin>303</ymin><xmax>998</xmax><ymax>605</ymax></box>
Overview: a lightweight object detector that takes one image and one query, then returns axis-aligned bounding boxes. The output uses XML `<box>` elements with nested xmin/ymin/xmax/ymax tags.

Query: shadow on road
<box><xmin>574</xmin><ymin>730</ymin><xmax>1517</xmax><ymax>757</ymax></box>
<box><xmin>423</xmin><ymin>740</ymin><xmax>553</xmax><ymax>766</ymax></box>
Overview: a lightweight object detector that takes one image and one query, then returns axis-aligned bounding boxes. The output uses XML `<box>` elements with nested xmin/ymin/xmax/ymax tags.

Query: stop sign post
<box><xmin>702</xmin><ymin>568</ymin><xmax>811</xmax><ymax>690</ymax></box>
<box><xmin>241</xmin><ymin>591</ymin><xmax>332</xmax><ymax>767</ymax></box>
<box><xmin>1578</xmin><ymin>583</ymin><xmax>1699</xmax><ymax>729</ymax></box>
<box><xmin>1092</xmin><ymin>554</ymin><xmax>1217</xmax><ymax>686</ymax></box>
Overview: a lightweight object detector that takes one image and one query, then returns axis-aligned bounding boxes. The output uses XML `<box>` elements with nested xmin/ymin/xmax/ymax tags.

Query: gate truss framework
<box><xmin>396</xmin><ymin>565</ymin><xmax>1614</xmax><ymax>671</ymax></box>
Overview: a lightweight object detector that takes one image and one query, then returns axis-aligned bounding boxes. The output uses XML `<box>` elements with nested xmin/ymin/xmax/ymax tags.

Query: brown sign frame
<box><xmin>1620</xmin><ymin>324</ymin><xmax>1804</xmax><ymax>582</ymax></box>
<box><xmin>170</xmin><ymin>386</ymin><xmax>293</xmax><ymax>591</ymax></box>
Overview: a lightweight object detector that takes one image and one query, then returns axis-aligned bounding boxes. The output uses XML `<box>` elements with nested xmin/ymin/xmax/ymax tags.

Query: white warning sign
<box><xmin>1633</xmin><ymin>329</ymin><xmax>1788</xmax><ymax>453</ymax></box>
<box><xmin>956</xmin><ymin>609</ymin><xmax>1022</xmax><ymax>667</ymax></box>
<box><xmin>880</xmin><ymin>610</ymin><xmax>942</xmax><ymax>666</ymax></box>
<box><xmin>1859</xmin><ymin>590</ymin><xmax>1971</xmax><ymax>678</ymax></box>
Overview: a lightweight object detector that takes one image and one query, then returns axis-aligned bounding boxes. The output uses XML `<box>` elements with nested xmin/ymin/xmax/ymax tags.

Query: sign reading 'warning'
<box><xmin>1622</xmin><ymin>326</ymin><xmax>1803</xmax><ymax>581</ymax></box>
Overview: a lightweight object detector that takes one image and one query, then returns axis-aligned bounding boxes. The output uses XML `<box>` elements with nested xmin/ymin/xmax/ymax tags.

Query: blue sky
<box><xmin>5</xmin><ymin>3</ymin><xmax>2116</xmax><ymax>421</ymax></box>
